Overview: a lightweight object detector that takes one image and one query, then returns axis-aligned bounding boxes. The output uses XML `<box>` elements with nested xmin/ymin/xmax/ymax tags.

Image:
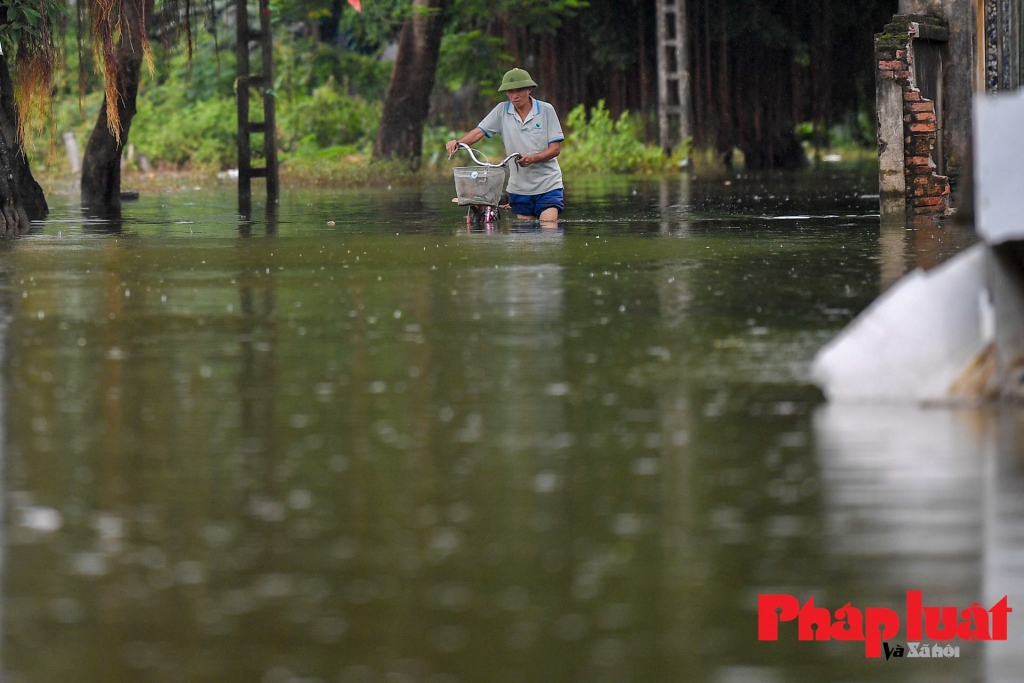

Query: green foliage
<box><xmin>132</xmin><ymin>94</ymin><xmax>238</xmax><ymax>169</ymax></box>
<box><xmin>560</xmin><ymin>101</ymin><xmax>672</xmax><ymax>174</ymax></box>
<box><xmin>269</xmin><ymin>0</ymin><xmax>408</xmax><ymax>52</ymax></box>
<box><xmin>337</xmin><ymin>0</ymin><xmax>410</xmax><ymax>51</ymax></box>
<box><xmin>131</xmin><ymin>72</ymin><xmax>382</xmax><ymax>171</ymax></box>
<box><xmin>795</xmin><ymin>110</ymin><xmax>876</xmax><ymax>152</ymax></box>
<box><xmin>276</xmin><ymin>37</ymin><xmax>393</xmax><ymax>102</ymax></box>
<box><xmin>279</xmin><ymin>78</ymin><xmax>381</xmax><ymax>152</ymax></box>
<box><xmin>0</xmin><ymin>0</ymin><xmax>66</xmax><ymax>49</ymax></box>
<box><xmin>436</xmin><ymin>30</ymin><xmax>510</xmax><ymax>93</ymax></box>
<box><xmin>795</xmin><ymin>121</ymin><xmax>814</xmax><ymax>141</ymax></box>
<box><xmin>420</xmin><ymin>124</ymin><xmax>507</xmax><ymax>168</ymax></box>
<box><xmin>827</xmin><ymin>111</ymin><xmax>877</xmax><ymax>149</ymax></box>
<box><xmin>450</xmin><ymin>0</ymin><xmax>587</xmax><ymax>34</ymax></box>
<box><xmin>421</xmin><ymin>125</ymin><xmax>460</xmax><ymax>167</ymax></box>
<box><xmin>34</xmin><ymin>31</ymin><xmax>386</xmax><ymax>174</ymax></box>
<box><xmin>435</xmin><ymin>0</ymin><xmax>586</xmax><ymax>97</ymax></box>
<box><xmin>120</xmin><ymin>39</ymin><xmax>240</xmax><ymax>169</ymax></box>
<box><xmin>24</xmin><ymin>0</ymin><xmax>763</xmax><ymax>182</ymax></box>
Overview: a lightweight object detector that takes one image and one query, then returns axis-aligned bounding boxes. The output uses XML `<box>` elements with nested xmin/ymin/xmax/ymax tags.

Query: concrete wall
<box><xmin>877</xmin><ymin>76</ymin><xmax>906</xmax><ymax>220</ymax></box>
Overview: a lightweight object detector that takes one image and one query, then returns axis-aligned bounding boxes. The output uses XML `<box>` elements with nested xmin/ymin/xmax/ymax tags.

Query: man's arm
<box><xmin>518</xmin><ymin>142</ymin><xmax>561</xmax><ymax>167</ymax></box>
<box><xmin>446</xmin><ymin>128</ymin><xmax>486</xmax><ymax>156</ymax></box>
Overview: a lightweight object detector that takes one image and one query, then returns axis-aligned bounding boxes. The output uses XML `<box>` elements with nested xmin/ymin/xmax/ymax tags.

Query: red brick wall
<box><xmin>876</xmin><ymin>29</ymin><xmax>951</xmax><ymax>219</ymax></box>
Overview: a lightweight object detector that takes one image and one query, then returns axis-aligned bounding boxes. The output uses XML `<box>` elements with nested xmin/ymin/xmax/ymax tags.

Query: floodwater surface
<box><xmin>1</xmin><ymin>169</ymin><xmax>1021</xmax><ymax>683</ymax></box>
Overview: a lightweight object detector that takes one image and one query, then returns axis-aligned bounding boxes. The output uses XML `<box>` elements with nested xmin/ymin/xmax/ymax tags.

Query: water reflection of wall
<box><xmin>985</xmin><ymin>411</ymin><xmax>1024</xmax><ymax>683</ymax></box>
<box><xmin>878</xmin><ymin>221</ymin><xmax>979</xmax><ymax>291</ymax></box>
<box><xmin>879</xmin><ymin>224</ymin><xmax>911</xmax><ymax>290</ymax></box>
<box><xmin>815</xmin><ymin>405</ymin><xmax>1024</xmax><ymax>682</ymax></box>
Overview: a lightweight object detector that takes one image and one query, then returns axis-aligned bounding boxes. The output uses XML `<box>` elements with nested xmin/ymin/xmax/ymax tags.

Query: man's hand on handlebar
<box><xmin>445</xmin><ymin>140</ymin><xmax>461</xmax><ymax>157</ymax></box>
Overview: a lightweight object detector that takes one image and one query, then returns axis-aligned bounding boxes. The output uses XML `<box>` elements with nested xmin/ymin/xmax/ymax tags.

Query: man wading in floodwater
<box><xmin>445</xmin><ymin>68</ymin><xmax>565</xmax><ymax>224</ymax></box>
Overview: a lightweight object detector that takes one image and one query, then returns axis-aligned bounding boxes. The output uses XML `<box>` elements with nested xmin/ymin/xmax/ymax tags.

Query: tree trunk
<box><xmin>574</xmin><ymin>21</ymin><xmax>587</xmax><ymax>110</ymax></box>
<box><xmin>373</xmin><ymin>0</ymin><xmax>447</xmax><ymax>165</ymax></box>
<box><xmin>0</xmin><ymin>55</ymin><xmax>47</xmax><ymax>236</ymax></box>
<box><xmin>701</xmin><ymin>0</ymin><xmax>712</xmax><ymax>144</ymax></box>
<box><xmin>789</xmin><ymin>0</ymin><xmax>802</xmax><ymax>127</ymax></box>
<box><xmin>810</xmin><ymin>0</ymin><xmax>834</xmax><ymax>152</ymax></box>
<box><xmin>540</xmin><ymin>33</ymin><xmax>560</xmax><ymax>112</ymax></box>
<box><xmin>638</xmin><ymin>0</ymin><xmax>651</xmax><ymax>141</ymax></box>
<box><xmin>717</xmin><ymin>5</ymin><xmax>731</xmax><ymax>151</ymax></box>
<box><xmin>81</xmin><ymin>0</ymin><xmax>153</xmax><ymax>215</ymax></box>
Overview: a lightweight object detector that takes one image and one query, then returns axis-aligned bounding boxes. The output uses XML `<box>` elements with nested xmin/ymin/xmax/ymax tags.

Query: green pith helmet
<box><xmin>498</xmin><ymin>68</ymin><xmax>538</xmax><ymax>92</ymax></box>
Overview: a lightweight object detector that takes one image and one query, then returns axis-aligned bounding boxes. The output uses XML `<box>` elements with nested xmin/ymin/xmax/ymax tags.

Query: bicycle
<box><xmin>448</xmin><ymin>142</ymin><xmax>521</xmax><ymax>224</ymax></box>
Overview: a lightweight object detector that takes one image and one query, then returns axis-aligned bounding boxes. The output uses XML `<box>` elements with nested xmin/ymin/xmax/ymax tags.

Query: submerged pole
<box><xmin>235</xmin><ymin>0</ymin><xmax>279</xmax><ymax>218</ymax></box>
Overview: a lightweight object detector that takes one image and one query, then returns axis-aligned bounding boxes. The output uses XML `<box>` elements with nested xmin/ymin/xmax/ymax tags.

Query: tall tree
<box><xmin>373</xmin><ymin>0</ymin><xmax>448</xmax><ymax>164</ymax></box>
<box><xmin>80</xmin><ymin>0</ymin><xmax>155</xmax><ymax>214</ymax></box>
<box><xmin>810</xmin><ymin>0</ymin><xmax>835</xmax><ymax>152</ymax></box>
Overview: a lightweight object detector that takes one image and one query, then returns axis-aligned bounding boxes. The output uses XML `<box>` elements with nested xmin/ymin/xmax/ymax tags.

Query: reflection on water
<box><xmin>815</xmin><ymin>406</ymin><xmax>1024</xmax><ymax>683</ymax></box>
<box><xmin>0</xmin><ymin>170</ymin><xmax>1019</xmax><ymax>683</ymax></box>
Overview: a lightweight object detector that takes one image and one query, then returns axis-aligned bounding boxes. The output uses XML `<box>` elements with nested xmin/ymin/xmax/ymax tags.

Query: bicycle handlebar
<box><xmin>448</xmin><ymin>142</ymin><xmax>520</xmax><ymax>168</ymax></box>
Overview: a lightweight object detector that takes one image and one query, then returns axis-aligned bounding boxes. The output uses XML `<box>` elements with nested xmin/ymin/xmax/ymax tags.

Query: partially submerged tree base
<box><xmin>0</xmin><ymin>55</ymin><xmax>48</xmax><ymax>236</ymax></box>
<box><xmin>80</xmin><ymin>0</ymin><xmax>153</xmax><ymax>217</ymax></box>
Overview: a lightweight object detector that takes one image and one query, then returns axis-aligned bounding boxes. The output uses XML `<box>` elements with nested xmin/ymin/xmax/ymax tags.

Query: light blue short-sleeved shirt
<box><xmin>477</xmin><ymin>98</ymin><xmax>564</xmax><ymax>196</ymax></box>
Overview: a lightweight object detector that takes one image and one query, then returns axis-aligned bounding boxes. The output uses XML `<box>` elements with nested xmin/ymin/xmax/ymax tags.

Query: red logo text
<box><xmin>757</xmin><ymin>591</ymin><xmax>1012</xmax><ymax>658</ymax></box>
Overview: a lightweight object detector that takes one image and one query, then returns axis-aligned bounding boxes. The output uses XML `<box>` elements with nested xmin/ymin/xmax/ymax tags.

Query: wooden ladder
<box><xmin>236</xmin><ymin>0</ymin><xmax>279</xmax><ymax>216</ymax></box>
<box><xmin>655</xmin><ymin>0</ymin><xmax>691</xmax><ymax>154</ymax></box>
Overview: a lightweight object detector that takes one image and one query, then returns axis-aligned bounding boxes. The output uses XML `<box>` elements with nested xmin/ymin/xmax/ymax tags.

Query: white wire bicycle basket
<box><xmin>453</xmin><ymin>167</ymin><xmax>507</xmax><ymax>206</ymax></box>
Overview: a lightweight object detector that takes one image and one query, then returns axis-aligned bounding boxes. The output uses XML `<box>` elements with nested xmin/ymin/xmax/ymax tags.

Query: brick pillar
<box><xmin>903</xmin><ymin>88</ymin><xmax>950</xmax><ymax>216</ymax></box>
<box><xmin>875</xmin><ymin>15</ymin><xmax>951</xmax><ymax>221</ymax></box>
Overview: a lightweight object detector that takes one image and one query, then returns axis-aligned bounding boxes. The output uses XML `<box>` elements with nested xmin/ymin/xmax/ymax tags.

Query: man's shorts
<box><xmin>508</xmin><ymin>189</ymin><xmax>564</xmax><ymax>218</ymax></box>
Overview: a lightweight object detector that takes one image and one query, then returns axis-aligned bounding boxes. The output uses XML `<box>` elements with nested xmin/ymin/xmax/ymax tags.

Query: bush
<box><xmin>131</xmin><ymin>93</ymin><xmax>238</xmax><ymax>169</ymax></box>
<box><xmin>127</xmin><ymin>38</ymin><xmax>384</xmax><ymax>170</ymax></box>
<box><xmin>560</xmin><ymin>100</ymin><xmax>673</xmax><ymax>174</ymax></box>
<box><xmin>279</xmin><ymin>78</ymin><xmax>381</xmax><ymax>152</ymax></box>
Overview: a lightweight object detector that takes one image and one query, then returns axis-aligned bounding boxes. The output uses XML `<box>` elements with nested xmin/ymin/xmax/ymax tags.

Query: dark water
<box><xmin>1</xmin><ymin>169</ymin><xmax>1021</xmax><ymax>683</ymax></box>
